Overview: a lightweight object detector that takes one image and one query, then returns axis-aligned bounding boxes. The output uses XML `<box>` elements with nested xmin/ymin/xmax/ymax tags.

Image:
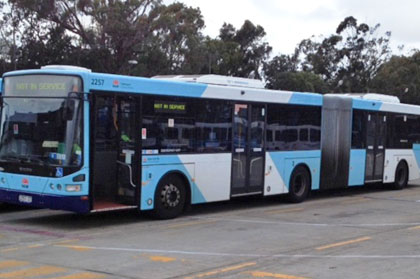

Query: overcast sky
<box><xmin>164</xmin><ymin>0</ymin><xmax>420</xmax><ymax>56</ymax></box>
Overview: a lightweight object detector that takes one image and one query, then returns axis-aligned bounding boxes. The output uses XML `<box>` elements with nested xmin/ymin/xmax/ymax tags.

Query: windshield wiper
<box><xmin>0</xmin><ymin>154</ymin><xmax>46</xmax><ymax>166</ymax></box>
<box><xmin>0</xmin><ymin>154</ymin><xmax>23</xmax><ymax>163</ymax></box>
<box><xmin>24</xmin><ymin>155</ymin><xmax>46</xmax><ymax>166</ymax></box>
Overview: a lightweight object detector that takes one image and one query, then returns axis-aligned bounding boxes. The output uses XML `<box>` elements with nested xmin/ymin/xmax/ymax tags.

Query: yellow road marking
<box><xmin>149</xmin><ymin>256</ymin><xmax>176</xmax><ymax>263</ymax></box>
<box><xmin>248</xmin><ymin>271</ymin><xmax>309</xmax><ymax>279</ymax></box>
<box><xmin>264</xmin><ymin>208</ymin><xmax>304</xmax><ymax>215</ymax></box>
<box><xmin>184</xmin><ymin>262</ymin><xmax>256</xmax><ymax>279</ymax></box>
<box><xmin>0</xmin><ymin>248</ymin><xmax>18</xmax><ymax>253</ymax></box>
<box><xmin>0</xmin><ymin>261</ymin><xmax>28</xmax><ymax>270</ymax></box>
<box><xmin>394</xmin><ymin>190</ymin><xmax>416</xmax><ymax>198</ymax></box>
<box><xmin>0</xmin><ymin>265</ymin><xmax>66</xmax><ymax>278</ymax></box>
<box><xmin>48</xmin><ymin>272</ymin><xmax>106</xmax><ymax>279</ymax></box>
<box><xmin>341</xmin><ymin>197</ymin><xmax>369</xmax><ymax>205</ymax></box>
<box><xmin>58</xmin><ymin>245</ymin><xmax>92</xmax><ymax>252</ymax></box>
<box><xmin>316</xmin><ymin>236</ymin><xmax>371</xmax><ymax>251</ymax></box>
<box><xmin>407</xmin><ymin>225</ymin><xmax>420</xmax><ymax>231</ymax></box>
<box><xmin>167</xmin><ymin>220</ymin><xmax>217</xmax><ymax>229</ymax></box>
<box><xmin>27</xmin><ymin>244</ymin><xmax>43</xmax><ymax>249</ymax></box>
<box><xmin>53</xmin><ymin>239</ymin><xmax>80</xmax><ymax>245</ymax></box>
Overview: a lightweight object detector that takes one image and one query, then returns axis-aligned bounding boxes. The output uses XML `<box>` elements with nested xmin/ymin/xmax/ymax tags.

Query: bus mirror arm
<box><xmin>67</xmin><ymin>91</ymin><xmax>90</xmax><ymax>102</ymax></box>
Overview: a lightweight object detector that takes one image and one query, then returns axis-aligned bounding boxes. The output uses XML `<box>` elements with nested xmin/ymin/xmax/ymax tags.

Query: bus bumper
<box><xmin>0</xmin><ymin>189</ymin><xmax>90</xmax><ymax>213</ymax></box>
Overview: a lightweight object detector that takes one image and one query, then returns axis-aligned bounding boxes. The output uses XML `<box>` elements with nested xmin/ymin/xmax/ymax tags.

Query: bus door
<box><xmin>231</xmin><ymin>103</ymin><xmax>266</xmax><ymax>196</ymax></box>
<box><xmin>365</xmin><ymin>113</ymin><xmax>387</xmax><ymax>182</ymax></box>
<box><xmin>91</xmin><ymin>94</ymin><xmax>141</xmax><ymax>211</ymax></box>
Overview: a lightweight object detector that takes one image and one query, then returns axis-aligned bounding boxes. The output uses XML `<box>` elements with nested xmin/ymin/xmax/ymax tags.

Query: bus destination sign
<box><xmin>15</xmin><ymin>82</ymin><xmax>66</xmax><ymax>92</ymax></box>
<box><xmin>154</xmin><ymin>101</ymin><xmax>186</xmax><ymax>114</ymax></box>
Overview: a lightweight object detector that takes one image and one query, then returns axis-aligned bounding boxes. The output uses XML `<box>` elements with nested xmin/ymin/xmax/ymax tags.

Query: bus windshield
<box><xmin>0</xmin><ymin>75</ymin><xmax>83</xmax><ymax>170</ymax></box>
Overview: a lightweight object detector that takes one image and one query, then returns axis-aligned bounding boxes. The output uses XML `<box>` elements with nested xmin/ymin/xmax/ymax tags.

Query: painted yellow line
<box><xmin>148</xmin><ymin>255</ymin><xmax>176</xmax><ymax>263</ymax></box>
<box><xmin>248</xmin><ymin>271</ymin><xmax>309</xmax><ymax>279</ymax></box>
<box><xmin>48</xmin><ymin>272</ymin><xmax>106</xmax><ymax>279</ymax></box>
<box><xmin>53</xmin><ymin>239</ymin><xmax>80</xmax><ymax>245</ymax></box>
<box><xmin>167</xmin><ymin>220</ymin><xmax>217</xmax><ymax>229</ymax></box>
<box><xmin>316</xmin><ymin>237</ymin><xmax>371</xmax><ymax>251</ymax></box>
<box><xmin>394</xmin><ymin>190</ymin><xmax>416</xmax><ymax>198</ymax></box>
<box><xmin>184</xmin><ymin>262</ymin><xmax>256</xmax><ymax>279</ymax></box>
<box><xmin>264</xmin><ymin>208</ymin><xmax>304</xmax><ymax>215</ymax></box>
<box><xmin>407</xmin><ymin>225</ymin><xmax>420</xmax><ymax>231</ymax></box>
<box><xmin>27</xmin><ymin>244</ymin><xmax>43</xmax><ymax>249</ymax></box>
<box><xmin>0</xmin><ymin>265</ymin><xmax>66</xmax><ymax>278</ymax></box>
<box><xmin>0</xmin><ymin>248</ymin><xmax>19</xmax><ymax>253</ymax></box>
<box><xmin>341</xmin><ymin>197</ymin><xmax>369</xmax><ymax>205</ymax></box>
<box><xmin>0</xmin><ymin>261</ymin><xmax>28</xmax><ymax>270</ymax></box>
<box><xmin>58</xmin><ymin>245</ymin><xmax>92</xmax><ymax>252</ymax></box>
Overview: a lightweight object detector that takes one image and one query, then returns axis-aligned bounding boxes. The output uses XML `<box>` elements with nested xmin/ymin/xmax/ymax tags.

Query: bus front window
<box><xmin>0</xmin><ymin>75</ymin><xmax>83</xmax><ymax>173</ymax></box>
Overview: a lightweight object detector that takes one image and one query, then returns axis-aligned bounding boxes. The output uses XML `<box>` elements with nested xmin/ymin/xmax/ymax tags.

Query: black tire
<box><xmin>391</xmin><ymin>161</ymin><xmax>408</xmax><ymax>190</ymax></box>
<box><xmin>288</xmin><ymin>165</ymin><xmax>310</xmax><ymax>203</ymax></box>
<box><xmin>151</xmin><ymin>175</ymin><xmax>186</xmax><ymax>219</ymax></box>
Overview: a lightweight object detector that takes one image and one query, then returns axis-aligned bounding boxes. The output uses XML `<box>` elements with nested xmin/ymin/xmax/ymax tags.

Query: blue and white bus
<box><xmin>0</xmin><ymin>66</ymin><xmax>419</xmax><ymax>219</ymax></box>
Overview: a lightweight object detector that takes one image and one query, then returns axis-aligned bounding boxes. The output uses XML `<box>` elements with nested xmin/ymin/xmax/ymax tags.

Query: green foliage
<box><xmin>263</xmin><ymin>54</ymin><xmax>325</xmax><ymax>92</ymax></box>
<box><xmin>0</xmin><ymin>2</ymin><xmax>418</xmax><ymax>104</ymax></box>
<box><xmin>263</xmin><ymin>16</ymin><xmax>394</xmax><ymax>95</ymax></box>
<box><xmin>371</xmin><ymin>51</ymin><xmax>420</xmax><ymax>104</ymax></box>
<box><xmin>296</xmin><ymin>16</ymin><xmax>392</xmax><ymax>92</ymax></box>
<box><xmin>3</xmin><ymin>0</ymin><xmax>272</xmax><ymax>79</ymax></box>
<box><xmin>202</xmin><ymin>20</ymin><xmax>272</xmax><ymax>79</ymax></box>
<box><xmin>265</xmin><ymin>71</ymin><xmax>328</xmax><ymax>93</ymax></box>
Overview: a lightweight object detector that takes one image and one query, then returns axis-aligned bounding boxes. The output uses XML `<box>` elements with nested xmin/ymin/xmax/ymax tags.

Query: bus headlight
<box><xmin>65</xmin><ymin>184</ymin><xmax>82</xmax><ymax>192</ymax></box>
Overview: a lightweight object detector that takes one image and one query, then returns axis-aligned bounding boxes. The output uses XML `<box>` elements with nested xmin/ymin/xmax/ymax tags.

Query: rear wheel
<box><xmin>151</xmin><ymin>175</ymin><xmax>186</xmax><ymax>219</ymax></box>
<box><xmin>288</xmin><ymin>166</ymin><xmax>310</xmax><ymax>203</ymax></box>
<box><xmin>391</xmin><ymin>161</ymin><xmax>408</xmax><ymax>190</ymax></box>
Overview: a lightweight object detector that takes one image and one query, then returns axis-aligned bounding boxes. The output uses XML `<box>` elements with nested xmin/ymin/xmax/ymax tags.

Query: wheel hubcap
<box><xmin>160</xmin><ymin>184</ymin><xmax>181</xmax><ymax>208</ymax></box>
<box><xmin>397</xmin><ymin>168</ymin><xmax>406</xmax><ymax>185</ymax></box>
<box><xmin>293</xmin><ymin>175</ymin><xmax>305</xmax><ymax>196</ymax></box>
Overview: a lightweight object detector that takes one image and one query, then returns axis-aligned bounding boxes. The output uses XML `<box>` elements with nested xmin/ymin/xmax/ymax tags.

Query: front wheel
<box><xmin>391</xmin><ymin>161</ymin><xmax>408</xmax><ymax>190</ymax></box>
<box><xmin>151</xmin><ymin>175</ymin><xmax>186</xmax><ymax>219</ymax></box>
<box><xmin>288</xmin><ymin>166</ymin><xmax>310</xmax><ymax>203</ymax></box>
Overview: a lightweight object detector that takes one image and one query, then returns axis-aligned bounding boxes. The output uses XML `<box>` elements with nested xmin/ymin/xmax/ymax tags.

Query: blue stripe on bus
<box><xmin>141</xmin><ymin>155</ymin><xmax>206</xmax><ymax>210</ymax></box>
<box><xmin>0</xmin><ymin>169</ymin><xmax>90</xmax><ymax>196</ymax></box>
<box><xmin>413</xmin><ymin>144</ymin><xmax>420</xmax><ymax>169</ymax></box>
<box><xmin>268</xmin><ymin>150</ymin><xmax>321</xmax><ymax>191</ymax></box>
<box><xmin>87</xmin><ymin>74</ymin><xmax>208</xmax><ymax>98</ymax></box>
<box><xmin>352</xmin><ymin>99</ymin><xmax>382</xmax><ymax>111</ymax></box>
<box><xmin>348</xmin><ymin>149</ymin><xmax>366</xmax><ymax>186</ymax></box>
<box><xmin>289</xmin><ymin>92</ymin><xmax>323</xmax><ymax>106</ymax></box>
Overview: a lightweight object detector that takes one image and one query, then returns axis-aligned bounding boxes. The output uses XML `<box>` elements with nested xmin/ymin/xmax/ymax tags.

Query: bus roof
<box><xmin>152</xmin><ymin>74</ymin><xmax>265</xmax><ymax>89</ymax></box>
<box><xmin>2</xmin><ymin>66</ymin><xmax>323</xmax><ymax>107</ymax></box>
<box><xmin>327</xmin><ymin>93</ymin><xmax>420</xmax><ymax>115</ymax></box>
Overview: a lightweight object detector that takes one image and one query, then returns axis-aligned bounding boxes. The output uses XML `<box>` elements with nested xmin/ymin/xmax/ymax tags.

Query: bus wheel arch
<box><xmin>392</xmin><ymin>160</ymin><xmax>409</xmax><ymax>190</ymax></box>
<box><xmin>287</xmin><ymin>164</ymin><xmax>311</xmax><ymax>203</ymax></box>
<box><xmin>151</xmin><ymin>171</ymin><xmax>190</xmax><ymax>219</ymax></box>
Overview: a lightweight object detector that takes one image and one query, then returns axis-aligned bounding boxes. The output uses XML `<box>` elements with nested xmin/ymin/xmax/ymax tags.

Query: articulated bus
<box><xmin>0</xmin><ymin>66</ymin><xmax>419</xmax><ymax>219</ymax></box>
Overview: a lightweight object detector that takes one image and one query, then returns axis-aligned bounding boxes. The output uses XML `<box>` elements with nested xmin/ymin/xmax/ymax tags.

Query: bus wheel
<box><xmin>152</xmin><ymin>175</ymin><xmax>186</xmax><ymax>219</ymax></box>
<box><xmin>288</xmin><ymin>166</ymin><xmax>310</xmax><ymax>203</ymax></box>
<box><xmin>392</xmin><ymin>161</ymin><xmax>408</xmax><ymax>190</ymax></box>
